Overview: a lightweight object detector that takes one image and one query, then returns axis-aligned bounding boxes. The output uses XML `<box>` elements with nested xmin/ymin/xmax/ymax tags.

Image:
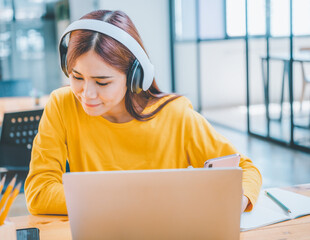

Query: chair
<box><xmin>0</xmin><ymin>109</ymin><xmax>43</xmax><ymax>192</ymax></box>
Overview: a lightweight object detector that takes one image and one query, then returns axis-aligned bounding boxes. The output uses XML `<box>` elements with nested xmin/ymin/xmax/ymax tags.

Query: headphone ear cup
<box><xmin>127</xmin><ymin>59</ymin><xmax>144</xmax><ymax>93</ymax></box>
<box><xmin>60</xmin><ymin>45</ymin><xmax>68</xmax><ymax>77</ymax></box>
<box><xmin>59</xmin><ymin>34</ymin><xmax>70</xmax><ymax>77</ymax></box>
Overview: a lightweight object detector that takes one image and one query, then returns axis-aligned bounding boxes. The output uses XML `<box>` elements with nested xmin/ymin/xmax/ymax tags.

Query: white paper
<box><xmin>240</xmin><ymin>188</ymin><xmax>310</xmax><ymax>231</ymax></box>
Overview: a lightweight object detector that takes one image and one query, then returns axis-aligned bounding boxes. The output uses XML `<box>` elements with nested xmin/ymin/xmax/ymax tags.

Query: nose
<box><xmin>82</xmin><ymin>80</ymin><xmax>97</xmax><ymax>99</ymax></box>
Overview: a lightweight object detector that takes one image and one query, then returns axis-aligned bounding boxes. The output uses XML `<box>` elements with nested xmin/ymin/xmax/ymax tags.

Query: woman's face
<box><xmin>69</xmin><ymin>50</ymin><xmax>128</xmax><ymax>122</ymax></box>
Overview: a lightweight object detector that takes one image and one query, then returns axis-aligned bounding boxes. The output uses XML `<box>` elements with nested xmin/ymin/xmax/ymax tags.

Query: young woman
<box><xmin>25</xmin><ymin>10</ymin><xmax>262</xmax><ymax>215</ymax></box>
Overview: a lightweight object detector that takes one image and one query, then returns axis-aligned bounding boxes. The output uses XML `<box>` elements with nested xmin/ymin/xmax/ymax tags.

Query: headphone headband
<box><xmin>59</xmin><ymin>19</ymin><xmax>154</xmax><ymax>91</ymax></box>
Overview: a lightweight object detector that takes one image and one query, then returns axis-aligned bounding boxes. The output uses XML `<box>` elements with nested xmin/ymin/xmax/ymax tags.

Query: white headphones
<box><xmin>59</xmin><ymin>19</ymin><xmax>155</xmax><ymax>93</ymax></box>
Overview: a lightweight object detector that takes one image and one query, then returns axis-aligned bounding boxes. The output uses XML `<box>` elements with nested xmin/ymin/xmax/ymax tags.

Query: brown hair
<box><xmin>66</xmin><ymin>10</ymin><xmax>180</xmax><ymax>121</ymax></box>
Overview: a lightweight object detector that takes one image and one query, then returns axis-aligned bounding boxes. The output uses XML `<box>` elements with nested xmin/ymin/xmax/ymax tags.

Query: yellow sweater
<box><xmin>25</xmin><ymin>87</ymin><xmax>262</xmax><ymax>215</ymax></box>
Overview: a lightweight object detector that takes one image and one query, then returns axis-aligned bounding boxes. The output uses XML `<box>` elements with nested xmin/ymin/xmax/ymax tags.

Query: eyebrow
<box><xmin>72</xmin><ymin>69</ymin><xmax>113</xmax><ymax>79</ymax></box>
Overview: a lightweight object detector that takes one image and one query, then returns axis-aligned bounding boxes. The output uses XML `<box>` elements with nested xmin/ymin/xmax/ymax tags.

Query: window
<box><xmin>0</xmin><ymin>0</ymin><xmax>13</xmax><ymax>21</ymax></box>
<box><xmin>199</xmin><ymin>0</ymin><xmax>225</xmax><ymax>39</ymax></box>
<box><xmin>248</xmin><ymin>0</ymin><xmax>266</xmax><ymax>36</ymax></box>
<box><xmin>226</xmin><ymin>0</ymin><xmax>246</xmax><ymax>37</ymax></box>
<box><xmin>174</xmin><ymin>0</ymin><xmax>197</xmax><ymax>41</ymax></box>
<box><xmin>293</xmin><ymin>0</ymin><xmax>310</xmax><ymax>35</ymax></box>
<box><xmin>270</xmin><ymin>0</ymin><xmax>290</xmax><ymax>36</ymax></box>
<box><xmin>174</xmin><ymin>0</ymin><xmax>310</xmax><ymax>40</ymax></box>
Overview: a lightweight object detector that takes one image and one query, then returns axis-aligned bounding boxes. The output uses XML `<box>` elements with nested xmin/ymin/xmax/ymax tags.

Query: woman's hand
<box><xmin>241</xmin><ymin>195</ymin><xmax>250</xmax><ymax>213</ymax></box>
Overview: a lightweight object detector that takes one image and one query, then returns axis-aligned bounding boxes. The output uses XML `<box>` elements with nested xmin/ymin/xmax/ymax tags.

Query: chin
<box><xmin>82</xmin><ymin>107</ymin><xmax>104</xmax><ymax>117</ymax></box>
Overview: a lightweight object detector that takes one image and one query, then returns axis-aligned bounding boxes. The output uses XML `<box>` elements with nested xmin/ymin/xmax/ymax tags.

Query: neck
<box><xmin>102</xmin><ymin>99</ymin><xmax>134</xmax><ymax>123</ymax></box>
<box><xmin>103</xmin><ymin>112</ymin><xmax>134</xmax><ymax>123</ymax></box>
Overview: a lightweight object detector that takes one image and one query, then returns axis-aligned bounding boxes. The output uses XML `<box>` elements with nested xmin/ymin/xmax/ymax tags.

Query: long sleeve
<box><xmin>184</xmin><ymin>108</ymin><xmax>262</xmax><ymax>211</ymax></box>
<box><xmin>24</xmin><ymin>90</ymin><xmax>262</xmax><ymax>214</ymax></box>
<box><xmin>25</xmin><ymin>91</ymin><xmax>68</xmax><ymax>215</ymax></box>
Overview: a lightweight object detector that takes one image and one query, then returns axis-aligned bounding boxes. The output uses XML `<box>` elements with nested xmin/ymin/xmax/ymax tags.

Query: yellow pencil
<box><xmin>0</xmin><ymin>182</ymin><xmax>21</xmax><ymax>225</ymax></box>
<box><xmin>0</xmin><ymin>175</ymin><xmax>6</xmax><ymax>194</ymax></box>
<box><xmin>0</xmin><ymin>174</ymin><xmax>17</xmax><ymax>211</ymax></box>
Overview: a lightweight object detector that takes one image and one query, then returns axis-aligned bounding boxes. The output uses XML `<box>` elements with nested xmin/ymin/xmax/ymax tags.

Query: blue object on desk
<box><xmin>16</xmin><ymin>227</ymin><xmax>40</xmax><ymax>240</ymax></box>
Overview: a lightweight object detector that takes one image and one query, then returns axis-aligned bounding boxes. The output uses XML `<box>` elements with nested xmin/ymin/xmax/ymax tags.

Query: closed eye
<box><xmin>96</xmin><ymin>82</ymin><xmax>109</xmax><ymax>86</ymax></box>
<box><xmin>72</xmin><ymin>75</ymin><xmax>83</xmax><ymax>80</ymax></box>
<box><xmin>72</xmin><ymin>75</ymin><xmax>110</xmax><ymax>86</ymax></box>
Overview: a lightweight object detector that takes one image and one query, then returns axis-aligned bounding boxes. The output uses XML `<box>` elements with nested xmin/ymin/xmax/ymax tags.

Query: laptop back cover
<box><xmin>63</xmin><ymin>168</ymin><xmax>242</xmax><ymax>240</ymax></box>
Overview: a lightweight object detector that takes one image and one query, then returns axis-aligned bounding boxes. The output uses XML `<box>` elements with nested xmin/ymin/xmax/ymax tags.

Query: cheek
<box><xmin>99</xmin><ymin>82</ymin><xmax>127</xmax><ymax>100</ymax></box>
<box><xmin>114</xmin><ymin>83</ymin><xmax>127</xmax><ymax>100</ymax></box>
<box><xmin>70</xmin><ymin>79</ymin><xmax>83</xmax><ymax>94</ymax></box>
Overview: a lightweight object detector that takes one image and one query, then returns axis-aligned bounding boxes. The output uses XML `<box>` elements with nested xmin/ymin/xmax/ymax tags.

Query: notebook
<box><xmin>241</xmin><ymin>188</ymin><xmax>310</xmax><ymax>231</ymax></box>
<box><xmin>63</xmin><ymin>168</ymin><xmax>242</xmax><ymax>240</ymax></box>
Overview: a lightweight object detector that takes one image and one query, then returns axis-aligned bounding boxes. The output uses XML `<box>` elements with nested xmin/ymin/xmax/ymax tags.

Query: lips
<box><xmin>83</xmin><ymin>102</ymin><xmax>101</xmax><ymax>108</ymax></box>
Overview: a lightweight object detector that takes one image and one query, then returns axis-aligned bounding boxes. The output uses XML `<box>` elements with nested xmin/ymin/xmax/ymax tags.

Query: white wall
<box><xmin>68</xmin><ymin>0</ymin><xmax>97</xmax><ymax>21</ymax></box>
<box><xmin>175</xmin><ymin>40</ymin><xmax>247</xmax><ymax>109</ymax></box>
<box><xmin>201</xmin><ymin>40</ymin><xmax>246</xmax><ymax>108</ymax></box>
<box><xmin>174</xmin><ymin>43</ymin><xmax>199</xmax><ymax>109</ymax></box>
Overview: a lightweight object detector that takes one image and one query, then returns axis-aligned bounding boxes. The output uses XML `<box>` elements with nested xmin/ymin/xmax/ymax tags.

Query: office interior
<box><xmin>0</xmin><ymin>0</ymin><xmax>310</xmax><ymax>217</ymax></box>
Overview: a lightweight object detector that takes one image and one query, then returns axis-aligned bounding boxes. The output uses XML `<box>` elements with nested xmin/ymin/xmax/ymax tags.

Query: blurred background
<box><xmin>0</xmin><ymin>0</ymin><xmax>310</xmax><ymax>199</ymax></box>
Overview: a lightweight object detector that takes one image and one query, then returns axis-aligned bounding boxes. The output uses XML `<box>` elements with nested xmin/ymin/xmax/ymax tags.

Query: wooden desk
<box><xmin>8</xmin><ymin>184</ymin><xmax>310</xmax><ymax>240</ymax></box>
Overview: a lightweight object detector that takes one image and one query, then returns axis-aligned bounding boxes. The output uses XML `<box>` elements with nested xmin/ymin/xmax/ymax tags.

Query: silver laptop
<box><xmin>63</xmin><ymin>168</ymin><xmax>242</xmax><ymax>240</ymax></box>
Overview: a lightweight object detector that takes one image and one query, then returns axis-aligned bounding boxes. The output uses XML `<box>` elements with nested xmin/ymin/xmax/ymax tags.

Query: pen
<box><xmin>0</xmin><ymin>174</ymin><xmax>6</xmax><ymax>194</ymax></box>
<box><xmin>265</xmin><ymin>190</ymin><xmax>291</xmax><ymax>214</ymax></box>
<box><xmin>0</xmin><ymin>182</ymin><xmax>22</xmax><ymax>225</ymax></box>
<box><xmin>0</xmin><ymin>174</ymin><xmax>17</xmax><ymax>211</ymax></box>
